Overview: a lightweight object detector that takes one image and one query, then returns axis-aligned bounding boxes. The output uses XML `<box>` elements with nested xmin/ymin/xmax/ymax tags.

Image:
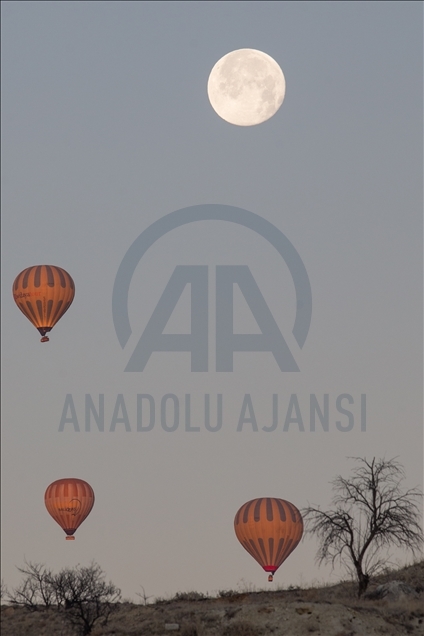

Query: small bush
<box><xmin>181</xmin><ymin>625</ymin><xmax>198</xmax><ymax>636</ymax></box>
<box><xmin>222</xmin><ymin>620</ymin><xmax>264</xmax><ymax>636</ymax></box>
<box><xmin>173</xmin><ymin>591</ymin><xmax>208</xmax><ymax>602</ymax></box>
<box><xmin>218</xmin><ymin>590</ymin><xmax>239</xmax><ymax>598</ymax></box>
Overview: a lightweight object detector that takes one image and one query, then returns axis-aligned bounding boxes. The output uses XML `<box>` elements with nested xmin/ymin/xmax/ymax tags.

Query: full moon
<box><xmin>207</xmin><ymin>49</ymin><xmax>286</xmax><ymax>126</ymax></box>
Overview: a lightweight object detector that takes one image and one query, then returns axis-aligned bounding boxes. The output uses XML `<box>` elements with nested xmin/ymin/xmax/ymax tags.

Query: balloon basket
<box><xmin>40</xmin><ymin>336</ymin><xmax>50</xmax><ymax>342</ymax></box>
<box><xmin>268</xmin><ymin>574</ymin><xmax>274</xmax><ymax>582</ymax></box>
<box><xmin>65</xmin><ymin>536</ymin><xmax>75</xmax><ymax>541</ymax></box>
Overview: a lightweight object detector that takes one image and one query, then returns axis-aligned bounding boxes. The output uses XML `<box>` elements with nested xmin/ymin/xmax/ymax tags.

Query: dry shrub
<box><xmin>225</xmin><ymin>607</ymin><xmax>241</xmax><ymax>620</ymax></box>
<box><xmin>222</xmin><ymin>620</ymin><xmax>264</xmax><ymax>636</ymax></box>
<box><xmin>0</xmin><ymin>606</ymin><xmax>73</xmax><ymax>636</ymax></box>
<box><xmin>378</xmin><ymin>597</ymin><xmax>424</xmax><ymax>620</ymax></box>
<box><xmin>298</xmin><ymin>581</ymin><xmax>357</xmax><ymax>604</ymax></box>
<box><xmin>199</xmin><ymin>611</ymin><xmax>220</xmax><ymax>624</ymax></box>
<box><xmin>218</xmin><ymin>590</ymin><xmax>239</xmax><ymax>598</ymax></box>
<box><xmin>173</xmin><ymin>591</ymin><xmax>208</xmax><ymax>602</ymax></box>
<box><xmin>256</xmin><ymin>606</ymin><xmax>275</xmax><ymax>614</ymax></box>
<box><xmin>218</xmin><ymin>592</ymin><xmax>248</xmax><ymax>603</ymax></box>
<box><xmin>376</xmin><ymin>561</ymin><xmax>424</xmax><ymax>592</ymax></box>
<box><xmin>181</xmin><ymin>625</ymin><xmax>198</xmax><ymax>636</ymax></box>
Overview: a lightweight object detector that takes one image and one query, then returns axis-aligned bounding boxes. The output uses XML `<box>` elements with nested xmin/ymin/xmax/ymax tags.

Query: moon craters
<box><xmin>207</xmin><ymin>49</ymin><xmax>286</xmax><ymax>126</ymax></box>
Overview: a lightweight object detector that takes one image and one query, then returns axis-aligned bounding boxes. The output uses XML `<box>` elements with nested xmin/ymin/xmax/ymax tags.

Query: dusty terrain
<box><xmin>1</xmin><ymin>561</ymin><xmax>423</xmax><ymax>636</ymax></box>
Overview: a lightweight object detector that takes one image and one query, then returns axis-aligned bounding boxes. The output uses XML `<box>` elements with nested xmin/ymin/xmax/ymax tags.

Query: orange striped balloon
<box><xmin>45</xmin><ymin>478</ymin><xmax>95</xmax><ymax>540</ymax></box>
<box><xmin>234</xmin><ymin>498</ymin><xmax>303</xmax><ymax>581</ymax></box>
<box><xmin>12</xmin><ymin>265</ymin><xmax>75</xmax><ymax>342</ymax></box>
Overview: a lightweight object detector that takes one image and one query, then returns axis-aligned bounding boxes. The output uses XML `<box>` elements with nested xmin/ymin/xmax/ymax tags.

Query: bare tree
<box><xmin>303</xmin><ymin>457</ymin><xmax>423</xmax><ymax>596</ymax></box>
<box><xmin>7</xmin><ymin>560</ymin><xmax>121</xmax><ymax>635</ymax></box>
<box><xmin>136</xmin><ymin>584</ymin><xmax>153</xmax><ymax>605</ymax></box>
<box><xmin>52</xmin><ymin>562</ymin><xmax>121</xmax><ymax>635</ymax></box>
<box><xmin>1</xmin><ymin>579</ymin><xmax>8</xmax><ymax>602</ymax></box>
<box><xmin>7</xmin><ymin>560</ymin><xmax>55</xmax><ymax>610</ymax></box>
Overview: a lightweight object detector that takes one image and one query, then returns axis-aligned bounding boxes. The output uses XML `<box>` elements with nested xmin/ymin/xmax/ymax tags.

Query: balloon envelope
<box><xmin>12</xmin><ymin>265</ymin><xmax>75</xmax><ymax>342</ymax></box>
<box><xmin>234</xmin><ymin>498</ymin><xmax>303</xmax><ymax>579</ymax></box>
<box><xmin>45</xmin><ymin>478</ymin><xmax>95</xmax><ymax>540</ymax></box>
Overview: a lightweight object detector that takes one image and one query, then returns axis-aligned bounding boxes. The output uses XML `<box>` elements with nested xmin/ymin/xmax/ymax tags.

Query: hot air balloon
<box><xmin>12</xmin><ymin>265</ymin><xmax>75</xmax><ymax>342</ymax></box>
<box><xmin>45</xmin><ymin>478</ymin><xmax>95</xmax><ymax>540</ymax></box>
<box><xmin>234</xmin><ymin>497</ymin><xmax>303</xmax><ymax>582</ymax></box>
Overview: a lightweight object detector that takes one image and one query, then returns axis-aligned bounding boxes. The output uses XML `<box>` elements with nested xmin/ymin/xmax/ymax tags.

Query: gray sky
<box><xmin>1</xmin><ymin>1</ymin><xmax>422</xmax><ymax>600</ymax></box>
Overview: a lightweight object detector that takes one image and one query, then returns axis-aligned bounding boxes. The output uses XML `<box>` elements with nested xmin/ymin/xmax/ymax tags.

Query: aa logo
<box><xmin>112</xmin><ymin>204</ymin><xmax>312</xmax><ymax>372</ymax></box>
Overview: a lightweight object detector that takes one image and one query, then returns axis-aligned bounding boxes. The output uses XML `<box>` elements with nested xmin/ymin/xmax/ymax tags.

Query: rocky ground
<box><xmin>2</xmin><ymin>561</ymin><xmax>423</xmax><ymax>636</ymax></box>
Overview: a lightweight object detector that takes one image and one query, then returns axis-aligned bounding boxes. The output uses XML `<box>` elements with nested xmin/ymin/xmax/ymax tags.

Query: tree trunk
<box><xmin>357</xmin><ymin>570</ymin><xmax>370</xmax><ymax>597</ymax></box>
<box><xmin>353</xmin><ymin>558</ymin><xmax>370</xmax><ymax>597</ymax></box>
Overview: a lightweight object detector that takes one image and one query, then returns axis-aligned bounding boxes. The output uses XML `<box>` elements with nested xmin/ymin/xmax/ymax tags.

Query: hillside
<box><xmin>1</xmin><ymin>561</ymin><xmax>423</xmax><ymax>636</ymax></box>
